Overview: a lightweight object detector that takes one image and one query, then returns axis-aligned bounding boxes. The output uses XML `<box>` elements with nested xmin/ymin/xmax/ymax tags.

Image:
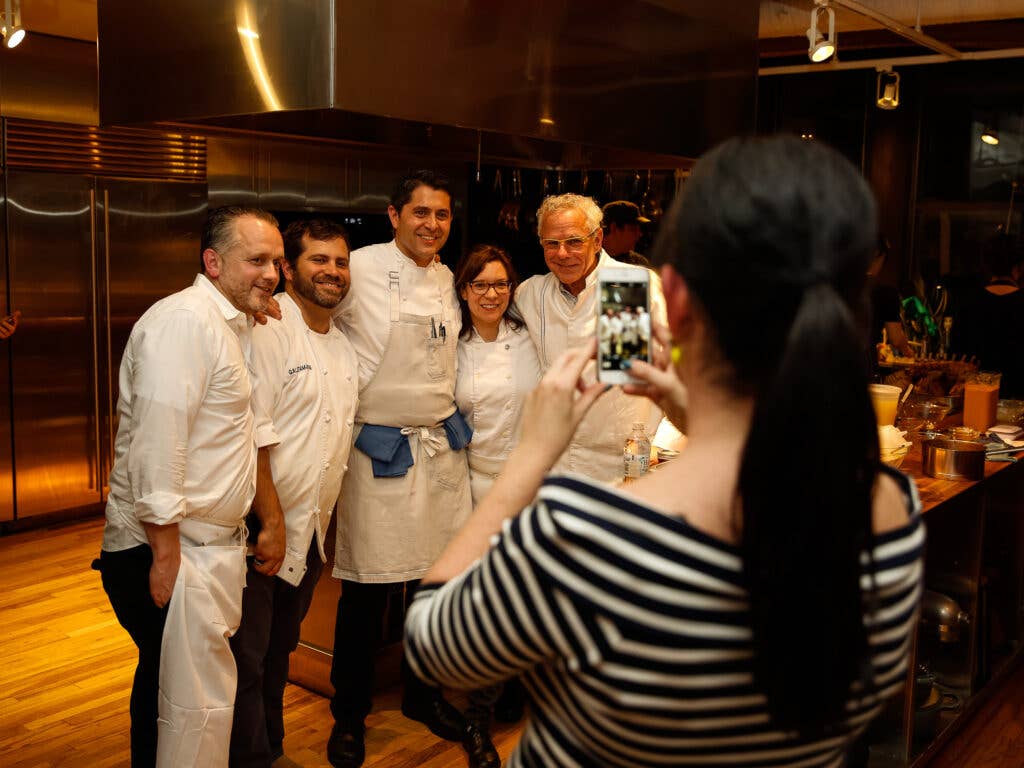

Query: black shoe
<box><xmin>327</xmin><ymin>723</ymin><xmax>365</xmax><ymax>768</ymax></box>
<box><xmin>463</xmin><ymin>722</ymin><xmax>501</xmax><ymax>768</ymax></box>
<box><xmin>401</xmin><ymin>695</ymin><xmax>467</xmax><ymax>741</ymax></box>
<box><xmin>493</xmin><ymin>679</ymin><xmax>525</xmax><ymax>724</ymax></box>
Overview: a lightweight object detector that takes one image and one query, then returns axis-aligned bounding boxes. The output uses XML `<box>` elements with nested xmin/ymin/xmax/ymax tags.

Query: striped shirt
<box><xmin>405</xmin><ymin>468</ymin><xmax>924</xmax><ymax>767</ymax></box>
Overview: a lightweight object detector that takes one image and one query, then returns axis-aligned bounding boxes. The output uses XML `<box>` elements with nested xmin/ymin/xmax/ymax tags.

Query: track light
<box><xmin>876</xmin><ymin>68</ymin><xmax>900</xmax><ymax>110</ymax></box>
<box><xmin>981</xmin><ymin>126</ymin><xmax>999</xmax><ymax>146</ymax></box>
<box><xmin>807</xmin><ymin>2</ymin><xmax>836</xmax><ymax>63</ymax></box>
<box><xmin>1</xmin><ymin>0</ymin><xmax>25</xmax><ymax>49</ymax></box>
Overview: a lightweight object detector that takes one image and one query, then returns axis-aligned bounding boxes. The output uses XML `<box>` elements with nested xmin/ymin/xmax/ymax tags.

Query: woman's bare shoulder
<box><xmin>872</xmin><ymin>470</ymin><xmax>913</xmax><ymax>535</ymax></box>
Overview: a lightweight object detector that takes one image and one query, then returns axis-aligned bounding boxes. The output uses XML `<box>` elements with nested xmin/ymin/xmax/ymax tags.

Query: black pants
<box><xmin>97</xmin><ymin>545</ymin><xmax>169</xmax><ymax>768</ymax></box>
<box><xmin>229</xmin><ymin>545</ymin><xmax>324</xmax><ymax>768</ymax></box>
<box><xmin>329</xmin><ymin>579</ymin><xmax>439</xmax><ymax>731</ymax></box>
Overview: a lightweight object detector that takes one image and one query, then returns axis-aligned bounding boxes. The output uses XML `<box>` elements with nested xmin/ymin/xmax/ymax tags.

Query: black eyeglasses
<box><xmin>467</xmin><ymin>280</ymin><xmax>511</xmax><ymax>295</ymax></box>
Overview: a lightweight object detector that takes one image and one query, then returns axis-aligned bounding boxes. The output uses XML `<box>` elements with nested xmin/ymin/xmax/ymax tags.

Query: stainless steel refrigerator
<box><xmin>4</xmin><ymin>169</ymin><xmax>206</xmax><ymax>521</ymax></box>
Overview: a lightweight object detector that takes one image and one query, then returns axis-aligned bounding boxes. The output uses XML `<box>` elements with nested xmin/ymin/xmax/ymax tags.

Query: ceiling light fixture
<box><xmin>1</xmin><ymin>0</ymin><xmax>25</xmax><ymax>49</ymax></box>
<box><xmin>981</xmin><ymin>126</ymin><xmax>999</xmax><ymax>146</ymax></box>
<box><xmin>876</xmin><ymin>68</ymin><xmax>900</xmax><ymax>110</ymax></box>
<box><xmin>807</xmin><ymin>1</ymin><xmax>836</xmax><ymax>63</ymax></box>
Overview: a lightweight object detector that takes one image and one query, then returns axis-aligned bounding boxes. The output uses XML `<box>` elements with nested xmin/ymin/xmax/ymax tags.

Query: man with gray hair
<box><xmin>515</xmin><ymin>193</ymin><xmax>666</xmax><ymax>482</ymax></box>
<box><xmin>96</xmin><ymin>206</ymin><xmax>282</xmax><ymax>767</ymax></box>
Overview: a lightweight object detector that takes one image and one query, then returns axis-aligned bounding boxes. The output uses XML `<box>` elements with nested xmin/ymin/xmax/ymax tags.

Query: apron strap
<box><xmin>388</xmin><ymin>270</ymin><xmax>401</xmax><ymax>323</ymax></box>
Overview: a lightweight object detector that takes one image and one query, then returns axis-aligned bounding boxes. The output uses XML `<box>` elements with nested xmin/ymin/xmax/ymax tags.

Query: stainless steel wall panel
<box><xmin>6</xmin><ymin>171</ymin><xmax>101</xmax><ymax>517</ymax></box>
<box><xmin>207</xmin><ymin>135</ymin><xmax>259</xmax><ymax>208</ymax></box>
<box><xmin>0</xmin><ymin>35</ymin><xmax>98</xmax><ymax>126</ymax></box>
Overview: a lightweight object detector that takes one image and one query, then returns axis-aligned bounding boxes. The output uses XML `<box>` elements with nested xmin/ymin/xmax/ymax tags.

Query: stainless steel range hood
<box><xmin>98</xmin><ymin>0</ymin><xmax>759</xmax><ymax>164</ymax></box>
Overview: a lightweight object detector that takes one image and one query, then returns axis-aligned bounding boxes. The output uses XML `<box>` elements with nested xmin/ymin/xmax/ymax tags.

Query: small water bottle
<box><xmin>623</xmin><ymin>422</ymin><xmax>651</xmax><ymax>482</ymax></box>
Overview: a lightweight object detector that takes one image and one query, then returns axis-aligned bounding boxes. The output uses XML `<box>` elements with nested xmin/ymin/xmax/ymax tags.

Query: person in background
<box><xmin>96</xmin><ymin>207</ymin><xmax>282</xmax><ymax>767</ymax></box>
<box><xmin>405</xmin><ymin>136</ymin><xmax>924</xmax><ymax>767</ymax></box>
<box><xmin>451</xmin><ymin>244</ymin><xmax>541</xmax><ymax>768</ymax></box>
<box><xmin>0</xmin><ymin>309</ymin><xmax>20</xmax><ymax>339</ymax></box>
<box><xmin>516</xmin><ymin>193</ymin><xmax>666</xmax><ymax>483</ymax></box>
<box><xmin>230</xmin><ymin>219</ymin><xmax>359</xmax><ymax>768</ymax></box>
<box><xmin>601</xmin><ymin>200</ymin><xmax>651</xmax><ymax>267</ymax></box>
<box><xmin>327</xmin><ymin>171</ymin><xmax>471</xmax><ymax>768</ymax></box>
<box><xmin>955</xmin><ymin>233</ymin><xmax>1024</xmax><ymax>398</ymax></box>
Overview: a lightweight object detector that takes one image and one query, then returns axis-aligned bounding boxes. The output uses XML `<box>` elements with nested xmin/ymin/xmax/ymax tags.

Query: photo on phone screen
<box><xmin>597</xmin><ymin>269</ymin><xmax>651</xmax><ymax>384</ymax></box>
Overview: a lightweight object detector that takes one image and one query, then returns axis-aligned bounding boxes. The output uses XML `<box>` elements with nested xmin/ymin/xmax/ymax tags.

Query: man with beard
<box><xmin>326</xmin><ymin>171</ymin><xmax>472</xmax><ymax>768</ymax></box>
<box><xmin>96</xmin><ymin>207</ymin><xmax>281</xmax><ymax>767</ymax></box>
<box><xmin>230</xmin><ymin>219</ymin><xmax>359</xmax><ymax>768</ymax></box>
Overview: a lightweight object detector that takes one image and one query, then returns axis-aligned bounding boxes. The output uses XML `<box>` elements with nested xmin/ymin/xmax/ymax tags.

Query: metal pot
<box><xmin>922</xmin><ymin>438</ymin><xmax>986</xmax><ymax>480</ymax></box>
<box><xmin>920</xmin><ymin>590</ymin><xmax>970</xmax><ymax>643</ymax></box>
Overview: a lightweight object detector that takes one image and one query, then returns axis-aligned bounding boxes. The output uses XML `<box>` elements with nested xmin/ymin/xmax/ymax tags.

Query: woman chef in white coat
<box><xmin>452</xmin><ymin>244</ymin><xmax>540</xmax><ymax>767</ymax></box>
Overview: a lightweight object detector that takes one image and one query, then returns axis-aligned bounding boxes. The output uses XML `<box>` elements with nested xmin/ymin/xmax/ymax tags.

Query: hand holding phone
<box><xmin>597</xmin><ymin>268</ymin><xmax>652</xmax><ymax>384</ymax></box>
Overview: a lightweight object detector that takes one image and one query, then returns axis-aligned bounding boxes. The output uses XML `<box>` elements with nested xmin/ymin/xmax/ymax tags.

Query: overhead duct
<box><xmin>97</xmin><ymin>0</ymin><xmax>761</xmax><ymax>164</ymax></box>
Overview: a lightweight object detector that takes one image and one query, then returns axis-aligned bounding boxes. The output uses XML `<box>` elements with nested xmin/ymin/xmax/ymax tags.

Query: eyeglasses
<box><xmin>540</xmin><ymin>228</ymin><xmax>599</xmax><ymax>253</ymax></box>
<box><xmin>467</xmin><ymin>280</ymin><xmax>511</xmax><ymax>296</ymax></box>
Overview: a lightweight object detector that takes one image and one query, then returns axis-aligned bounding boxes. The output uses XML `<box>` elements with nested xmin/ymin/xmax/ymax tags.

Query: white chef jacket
<box><xmin>334</xmin><ymin>240</ymin><xmax>461</xmax><ymax>391</ymax></box>
<box><xmin>102</xmin><ymin>274</ymin><xmax>258</xmax><ymax>552</ymax></box>
<box><xmin>251</xmin><ymin>293</ymin><xmax>359</xmax><ymax>570</ymax></box>
<box><xmin>455</xmin><ymin>320</ymin><xmax>541</xmax><ymax>502</ymax></box>
<box><xmin>516</xmin><ymin>250</ymin><xmax>667</xmax><ymax>483</ymax></box>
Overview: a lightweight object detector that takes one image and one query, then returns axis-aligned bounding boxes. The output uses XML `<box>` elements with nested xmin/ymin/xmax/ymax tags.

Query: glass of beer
<box><xmin>963</xmin><ymin>371</ymin><xmax>1001</xmax><ymax>433</ymax></box>
<box><xmin>869</xmin><ymin>384</ymin><xmax>902</xmax><ymax>426</ymax></box>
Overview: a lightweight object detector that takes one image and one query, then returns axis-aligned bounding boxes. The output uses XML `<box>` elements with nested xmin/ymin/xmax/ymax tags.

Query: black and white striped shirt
<box><xmin>406</xmin><ymin>468</ymin><xmax>924</xmax><ymax>767</ymax></box>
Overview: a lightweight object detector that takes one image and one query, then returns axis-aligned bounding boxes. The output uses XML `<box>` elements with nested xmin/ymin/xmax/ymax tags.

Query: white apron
<box><xmin>334</xmin><ymin>268</ymin><xmax>472</xmax><ymax>584</ymax></box>
<box><xmin>156</xmin><ymin>520</ymin><xmax>246</xmax><ymax>768</ymax></box>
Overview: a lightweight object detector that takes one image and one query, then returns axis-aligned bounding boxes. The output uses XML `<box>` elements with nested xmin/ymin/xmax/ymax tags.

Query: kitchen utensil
<box><xmin>913</xmin><ymin>688</ymin><xmax>962</xmax><ymax>745</ymax></box>
<box><xmin>920</xmin><ymin>589</ymin><xmax>970</xmax><ymax>643</ymax></box>
<box><xmin>922</xmin><ymin>438</ymin><xmax>986</xmax><ymax>480</ymax></box>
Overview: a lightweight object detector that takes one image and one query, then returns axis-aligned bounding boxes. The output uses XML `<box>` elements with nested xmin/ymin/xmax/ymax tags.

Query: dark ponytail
<box><xmin>654</xmin><ymin>136</ymin><xmax>880</xmax><ymax>737</ymax></box>
<box><xmin>739</xmin><ymin>280</ymin><xmax>879</xmax><ymax>735</ymax></box>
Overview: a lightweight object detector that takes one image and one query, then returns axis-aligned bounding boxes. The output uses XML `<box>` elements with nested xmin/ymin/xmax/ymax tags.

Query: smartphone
<box><xmin>597</xmin><ymin>267</ymin><xmax>652</xmax><ymax>384</ymax></box>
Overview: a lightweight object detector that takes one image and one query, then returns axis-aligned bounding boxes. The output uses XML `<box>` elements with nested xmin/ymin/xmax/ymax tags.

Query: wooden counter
<box><xmin>884</xmin><ymin>440</ymin><xmax>1024</xmax><ymax>767</ymax></box>
<box><xmin>898</xmin><ymin>442</ymin><xmax>1021</xmax><ymax>513</ymax></box>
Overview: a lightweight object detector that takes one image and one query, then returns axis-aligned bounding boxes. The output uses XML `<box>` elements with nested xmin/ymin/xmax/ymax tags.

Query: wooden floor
<box><xmin>1</xmin><ymin>516</ymin><xmax>1021</xmax><ymax>768</ymax></box>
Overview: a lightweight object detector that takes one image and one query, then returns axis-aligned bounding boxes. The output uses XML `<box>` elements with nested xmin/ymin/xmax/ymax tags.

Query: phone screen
<box><xmin>598</xmin><ymin>278</ymin><xmax>652</xmax><ymax>379</ymax></box>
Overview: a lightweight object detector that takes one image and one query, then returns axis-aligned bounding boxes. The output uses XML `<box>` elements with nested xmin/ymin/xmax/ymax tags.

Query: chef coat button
<box><xmin>325</xmin><ymin>415</ymin><xmax>332</xmax><ymax>423</ymax></box>
<box><xmin>343</xmin><ymin>464</ymin><xmax>348</xmax><ymax>472</ymax></box>
<box><xmin>346</xmin><ymin>374</ymin><xmax>352</xmax><ymax>381</ymax></box>
<box><xmin>323</xmin><ymin>461</ymin><xmax>330</xmax><ymax>468</ymax></box>
<box><xmin>346</xmin><ymin>418</ymin><xmax>354</xmax><ymax>426</ymax></box>
<box><xmin>503</xmin><ymin>431</ymin><xmax>510</xmax><ymax>438</ymax></box>
<box><xmin>505</xmin><ymin>344</ymin><xmax>511</xmax><ymax>350</ymax></box>
<box><xmin>322</xmin><ymin>369</ymin><xmax>328</xmax><ymax>375</ymax></box>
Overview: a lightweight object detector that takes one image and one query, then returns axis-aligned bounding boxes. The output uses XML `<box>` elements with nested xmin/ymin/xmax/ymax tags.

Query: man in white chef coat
<box><xmin>96</xmin><ymin>207</ymin><xmax>282</xmax><ymax>768</ymax></box>
<box><xmin>326</xmin><ymin>171</ymin><xmax>472</xmax><ymax>768</ymax></box>
<box><xmin>229</xmin><ymin>219</ymin><xmax>359</xmax><ymax>768</ymax></box>
<box><xmin>516</xmin><ymin>193</ymin><xmax>666</xmax><ymax>483</ymax></box>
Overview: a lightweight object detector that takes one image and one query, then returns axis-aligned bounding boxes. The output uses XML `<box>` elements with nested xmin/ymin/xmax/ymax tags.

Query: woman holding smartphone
<box><xmin>407</xmin><ymin>137</ymin><xmax>924</xmax><ymax>767</ymax></box>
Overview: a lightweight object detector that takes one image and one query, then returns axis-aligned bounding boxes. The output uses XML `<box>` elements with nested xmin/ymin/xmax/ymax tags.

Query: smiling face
<box><xmin>460</xmin><ymin>259</ymin><xmax>510</xmax><ymax>331</ymax></box>
<box><xmin>540</xmin><ymin>208</ymin><xmax>602</xmax><ymax>294</ymax></box>
<box><xmin>388</xmin><ymin>184</ymin><xmax>452</xmax><ymax>266</ymax></box>
<box><xmin>284</xmin><ymin>234</ymin><xmax>350</xmax><ymax>311</ymax></box>
<box><xmin>203</xmin><ymin>215</ymin><xmax>282</xmax><ymax>315</ymax></box>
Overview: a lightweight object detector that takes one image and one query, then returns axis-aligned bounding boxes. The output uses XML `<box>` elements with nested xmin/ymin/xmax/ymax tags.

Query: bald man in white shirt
<box><xmin>97</xmin><ymin>206</ymin><xmax>282</xmax><ymax>768</ymax></box>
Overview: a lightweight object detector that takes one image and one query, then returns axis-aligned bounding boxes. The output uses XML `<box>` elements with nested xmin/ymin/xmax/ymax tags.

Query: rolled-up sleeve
<box><xmin>127</xmin><ymin>309</ymin><xmax>211</xmax><ymax>526</ymax></box>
